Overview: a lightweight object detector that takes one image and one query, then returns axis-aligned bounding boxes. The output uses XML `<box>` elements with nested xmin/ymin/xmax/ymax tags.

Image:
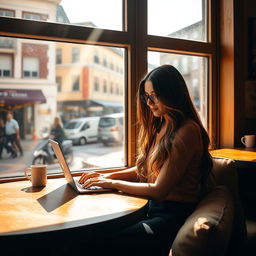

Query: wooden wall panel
<box><xmin>219</xmin><ymin>0</ymin><xmax>235</xmax><ymax>147</ymax></box>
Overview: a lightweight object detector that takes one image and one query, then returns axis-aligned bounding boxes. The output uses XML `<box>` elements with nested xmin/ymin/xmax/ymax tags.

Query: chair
<box><xmin>169</xmin><ymin>158</ymin><xmax>247</xmax><ymax>256</ymax></box>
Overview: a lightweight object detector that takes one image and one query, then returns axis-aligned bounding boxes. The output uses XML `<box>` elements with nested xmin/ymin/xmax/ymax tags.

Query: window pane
<box><xmin>0</xmin><ymin>0</ymin><xmax>123</xmax><ymax>31</ymax></box>
<box><xmin>0</xmin><ymin>37</ymin><xmax>125</xmax><ymax>179</ymax></box>
<box><xmin>148</xmin><ymin>51</ymin><xmax>208</xmax><ymax>127</ymax></box>
<box><xmin>0</xmin><ymin>9</ymin><xmax>14</xmax><ymax>17</ymax></box>
<box><xmin>23</xmin><ymin>57</ymin><xmax>39</xmax><ymax>78</ymax></box>
<box><xmin>0</xmin><ymin>54</ymin><xmax>12</xmax><ymax>77</ymax></box>
<box><xmin>148</xmin><ymin>0</ymin><xmax>207</xmax><ymax>42</ymax></box>
<box><xmin>72</xmin><ymin>76</ymin><xmax>80</xmax><ymax>91</ymax></box>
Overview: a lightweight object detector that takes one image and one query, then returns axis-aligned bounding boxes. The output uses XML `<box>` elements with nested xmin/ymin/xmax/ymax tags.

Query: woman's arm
<box><xmin>79</xmin><ymin>166</ymin><xmax>138</xmax><ymax>183</ymax></box>
<box><xmin>106</xmin><ymin>167</ymin><xmax>139</xmax><ymax>181</ymax></box>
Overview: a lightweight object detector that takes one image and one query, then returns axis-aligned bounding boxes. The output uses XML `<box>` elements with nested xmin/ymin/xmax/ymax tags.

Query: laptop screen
<box><xmin>49</xmin><ymin>139</ymin><xmax>77</xmax><ymax>188</ymax></box>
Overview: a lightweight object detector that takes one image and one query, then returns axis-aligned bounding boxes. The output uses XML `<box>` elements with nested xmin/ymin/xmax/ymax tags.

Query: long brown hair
<box><xmin>136</xmin><ymin>65</ymin><xmax>213</xmax><ymax>190</ymax></box>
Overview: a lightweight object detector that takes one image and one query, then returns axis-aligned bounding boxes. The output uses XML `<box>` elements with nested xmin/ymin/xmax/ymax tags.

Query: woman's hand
<box><xmin>82</xmin><ymin>176</ymin><xmax>115</xmax><ymax>189</ymax></box>
<box><xmin>78</xmin><ymin>171</ymin><xmax>102</xmax><ymax>184</ymax></box>
<box><xmin>79</xmin><ymin>171</ymin><xmax>114</xmax><ymax>188</ymax></box>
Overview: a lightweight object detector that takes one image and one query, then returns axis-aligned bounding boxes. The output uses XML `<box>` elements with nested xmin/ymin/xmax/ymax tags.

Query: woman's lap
<box><xmin>104</xmin><ymin>200</ymin><xmax>197</xmax><ymax>256</ymax></box>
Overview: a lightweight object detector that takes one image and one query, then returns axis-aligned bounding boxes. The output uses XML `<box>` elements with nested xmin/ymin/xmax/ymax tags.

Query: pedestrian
<box><xmin>0</xmin><ymin>119</ymin><xmax>17</xmax><ymax>158</ymax></box>
<box><xmin>79</xmin><ymin>64</ymin><xmax>213</xmax><ymax>255</ymax></box>
<box><xmin>50</xmin><ymin>116</ymin><xmax>66</xmax><ymax>146</ymax></box>
<box><xmin>5</xmin><ymin>113</ymin><xmax>23</xmax><ymax>157</ymax></box>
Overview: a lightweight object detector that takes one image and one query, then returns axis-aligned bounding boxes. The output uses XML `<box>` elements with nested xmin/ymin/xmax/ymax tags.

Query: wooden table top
<box><xmin>0</xmin><ymin>178</ymin><xmax>148</xmax><ymax>236</ymax></box>
<box><xmin>210</xmin><ymin>148</ymin><xmax>256</xmax><ymax>162</ymax></box>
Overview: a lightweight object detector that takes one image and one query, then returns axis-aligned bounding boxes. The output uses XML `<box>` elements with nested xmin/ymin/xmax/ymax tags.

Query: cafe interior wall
<box><xmin>219</xmin><ymin>0</ymin><xmax>256</xmax><ymax>148</ymax></box>
<box><xmin>243</xmin><ymin>0</ymin><xmax>256</xmax><ymax>139</ymax></box>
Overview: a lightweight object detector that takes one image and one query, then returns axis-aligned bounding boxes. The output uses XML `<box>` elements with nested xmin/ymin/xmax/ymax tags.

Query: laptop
<box><xmin>49</xmin><ymin>139</ymin><xmax>115</xmax><ymax>194</ymax></box>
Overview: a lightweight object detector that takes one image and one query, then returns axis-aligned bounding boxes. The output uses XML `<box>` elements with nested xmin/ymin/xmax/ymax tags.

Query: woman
<box><xmin>79</xmin><ymin>65</ymin><xmax>213</xmax><ymax>255</ymax></box>
<box><xmin>50</xmin><ymin>116</ymin><xmax>66</xmax><ymax>145</ymax></box>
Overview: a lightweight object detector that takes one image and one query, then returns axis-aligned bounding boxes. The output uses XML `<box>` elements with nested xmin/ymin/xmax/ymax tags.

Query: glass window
<box><xmin>65</xmin><ymin>120</ymin><xmax>83</xmax><ymax>129</ymax></box>
<box><xmin>103</xmin><ymin>80</ymin><xmax>107</xmax><ymax>93</ymax></box>
<box><xmin>72</xmin><ymin>76</ymin><xmax>80</xmax><ymax>91</ymax></box>
<box><xmin>23</xmin><ymin>12</ymin><xmax>46</xmax><ymax>21</ymax></box>
<box><xmin>103</xmin><ymin>57</ymin><xmax>107</xmax><ymax>67</ymax></box>
<box><xmin>110</xmin><ymin>82</ymin><xmax>113</xmax><ymax>94</ymax></box>
<box><xmin>148</xmin><ymin>0</ymin><xmax>207</xmax><ymax>42</ymax></box>
<box><xmin>56</xmin><ymin>48</ymin><xmax>62</xmax><ymax>64</ymax></box>
<box><xmin>2</xmin><ymin>0</ymin><xmax>123</xmax><ymax>30</ymax></box>
<box><xmin>57</xmin><ymin>77</ymin><xmax>62</xmax><ymax>92</ymax></box>
<box><xmin>0</xmin><ymin>36</ymin><xmax>14</xmax><ymax>49</ymax></box>
<box><xmin>148</xmin><ymin>51</ymin><xmax>208</xmax><ymax>127</ymax></box>
<box><xmin>0</xmin><ymin>9</ymin><xmax>14</xmax><ymax>17</ymax></box>
<box><xmin>98</xmin><ymin>117</ymin><xmax>116</xmax><ymax>127</ymax></box>
<box><xmin>58</xmin><ymin>0</ymin><xmax>123</xmax><ymax>30</ymax></box>
<box><xmin>94</xmin><ymin>77</ymin><xmax>100</xmax><ymax>92</ymax></box>
<box><xmin>110</xmin><ymin>61</ymin><xmax>114</xmax><ymax>70</ymax></box>
<box><xmin>0</xmin><ymin>54</ymin><xmax>12</xmax><ymax>77</ymax></box>
<box><xmin>0</xmin><ymin>1</ymin><xmax>215</xmax><ymax>181</ymax></box>
<box><xmin>23</xmin><ymin>57</ymin><xmax>39</xmax><ymax>78</ymax></box>
<box><xmin>72</xmin><ymin>47</ymin><xmax>80</xmax><ymax>63</ymax></box>
<box><xmin>94</xmin><ymin>52</ymin><xmax>100</xmax><ymax>64</ymax></box>
<box><xmin>0</xmin><ymin>37</ymin><xmax>125</xmax><ymax>179</ymax></box>
<box><xmin>192</xmin><ymin>57</ymin><xmax>199</xmax><ymax>70</ymax></box>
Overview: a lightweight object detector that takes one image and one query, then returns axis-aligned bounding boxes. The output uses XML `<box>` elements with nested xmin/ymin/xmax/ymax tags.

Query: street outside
<box><xmin>0</xmin><ymin>139</ymin><xmax>124</xmax><ymax>179</ymax></box>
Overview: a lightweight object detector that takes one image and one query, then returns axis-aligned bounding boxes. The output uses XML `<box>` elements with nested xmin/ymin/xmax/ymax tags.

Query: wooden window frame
<box><xmin>0</xmin><ymin>0</ymin><xmax>217</xmax><ymax>182</ymax></box>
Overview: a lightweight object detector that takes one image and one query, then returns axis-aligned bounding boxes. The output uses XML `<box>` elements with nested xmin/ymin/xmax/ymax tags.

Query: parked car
<box><xmin>98</xmin><ymin>113</ymin><xmax>124</xmax><ymax>146</ymax></box>
<box><xmin>64</xmin><ymin>117</ymin><xmax>100</xmax><ymax>145</ymax></box>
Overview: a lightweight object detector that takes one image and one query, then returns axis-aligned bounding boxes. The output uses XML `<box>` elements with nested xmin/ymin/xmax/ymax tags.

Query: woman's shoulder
<box><xmin>173</xmin><ymin>119</ymin><xmax>202</xmax><ymax>144</ymax></box>
<box><xmin>178</xmin><ymin>119</ymin><xmax>201</xmax><ymax>134</ymax></box>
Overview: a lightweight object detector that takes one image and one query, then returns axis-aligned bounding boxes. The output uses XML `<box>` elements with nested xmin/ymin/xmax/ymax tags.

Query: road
<box><xmin>0</xmin><ymin>139</ymin><xmax>124</xmax><ymax>179</ymax></box>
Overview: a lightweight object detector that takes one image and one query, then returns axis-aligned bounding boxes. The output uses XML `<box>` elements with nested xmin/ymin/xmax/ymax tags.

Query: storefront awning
<box><xmin>0</xmin><ymin>89</ymin><xmax>46</xmax><ymax>105</ymax></box>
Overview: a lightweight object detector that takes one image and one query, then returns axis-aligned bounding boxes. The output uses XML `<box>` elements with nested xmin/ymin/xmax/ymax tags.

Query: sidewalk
<box><xmin>1</xmin><ymin>139</ymin><xmax>38</xmax><ymax>159</ymax></box>
<box><xmin>0</xmin><ymin>139</ymin><xmax>39</xmax><ymax>177</ymax></box>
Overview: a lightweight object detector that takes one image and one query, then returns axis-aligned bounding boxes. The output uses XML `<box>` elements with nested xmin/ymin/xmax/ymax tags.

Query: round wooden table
<box><xmin>0</xmin><ymin>178</ymin><xmax>148</xmax><ymax>255</ymax></box>
<box><xmin>0</xmin><ymin>178</ymin><xmax>148</xmax><ymax>236</ymax></box>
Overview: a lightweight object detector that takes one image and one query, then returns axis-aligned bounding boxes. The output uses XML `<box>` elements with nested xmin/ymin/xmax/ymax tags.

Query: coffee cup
<box><xmin>241</xmin><ymin>135</ymin><xmax>255</xmax><ymax>148</ymax></box>
<box><xmin>25</xmin><ymin>165</ymin><xmax>47</xmax><ymax>187</ymax></box>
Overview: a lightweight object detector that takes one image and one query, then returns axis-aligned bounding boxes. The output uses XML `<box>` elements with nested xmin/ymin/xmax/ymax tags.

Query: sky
<box><xmin>60</xmin><ymin>0</ymin><xmax>203</xmax><ymax>65</ymax></box>
<box><xmin>60</xmin><ymin>0</ymin><xmax>202</xmax><ymax>35</ymax></box>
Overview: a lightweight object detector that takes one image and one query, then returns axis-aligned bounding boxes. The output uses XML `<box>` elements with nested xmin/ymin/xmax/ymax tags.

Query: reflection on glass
<box><xmin>148</xmin><ymin>51</ymin><xmax>208</xmax><ymax>127</ymax></box>
<box><xmin>0</xmin><ymin>0</ymin><xmax>123</xmax><ymax>31</ymax></box>
<box><xmin>0</xmin><ymin>36</ymin><xmax>125</xmax><ymax>178</ymax></box>
<box><xmin>148</xmin><ymin>0</ymin><xmax>207</xmax><ymax>42</ymax></box>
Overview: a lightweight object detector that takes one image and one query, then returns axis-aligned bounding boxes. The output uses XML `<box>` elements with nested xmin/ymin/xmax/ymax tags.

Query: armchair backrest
<box><xmin>211</xmin><ymin>158</ymin><xmax>247</xmax><ymax>255</ymax></box>
<box><xmin>170</xmin><ymin>158</ymin><xmax>247</xmax><ymax>256</ymax></box>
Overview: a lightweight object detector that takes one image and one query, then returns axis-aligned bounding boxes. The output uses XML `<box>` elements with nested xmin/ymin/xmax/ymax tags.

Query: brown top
<box><xmin>166</xmin><ymin>120</ymin><xmax>203</xmax><ymax>202</ymax></box>
<box><xmin>147</xmin><ymin>120</ymin><xmax>203</xmax><ymax>203</ymax></box>
<box><xmin>0</xmin><ymin>178</ymin><xmax>148</xmax><ymax>236</ymax></box>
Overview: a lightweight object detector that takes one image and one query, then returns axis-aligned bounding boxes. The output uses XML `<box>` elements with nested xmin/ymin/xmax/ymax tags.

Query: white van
<box><xmin>64</xmin><ymin>117</ymin><xmax>100</xmax><ymax>145</ymax></box>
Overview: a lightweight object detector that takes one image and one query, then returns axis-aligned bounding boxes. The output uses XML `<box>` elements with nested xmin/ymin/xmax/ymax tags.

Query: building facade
<box><xmin>0</xmin><ymin>0</ymin><xmax>60</xmax><ymax>138</ymax></box>
<box><xmin>56</xmin><ymin>39</ymin><xmax>124</xmax><ymax>123</ymax></box>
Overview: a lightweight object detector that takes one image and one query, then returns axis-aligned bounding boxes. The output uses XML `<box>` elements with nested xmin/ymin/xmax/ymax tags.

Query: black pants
<box><xmin>98</xmin><ymin>199</ymin><xmax>197</xmax><ymax>256</ymax></box>
<box><xmin>0</xmin><ymin>137</ymin><xmax>15</xmax><ymax>157</ymax></box>
<box><xmin>6</xmin><ymin>133</ymin><xmax>23</xmax><ymax>155</ymax></box>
